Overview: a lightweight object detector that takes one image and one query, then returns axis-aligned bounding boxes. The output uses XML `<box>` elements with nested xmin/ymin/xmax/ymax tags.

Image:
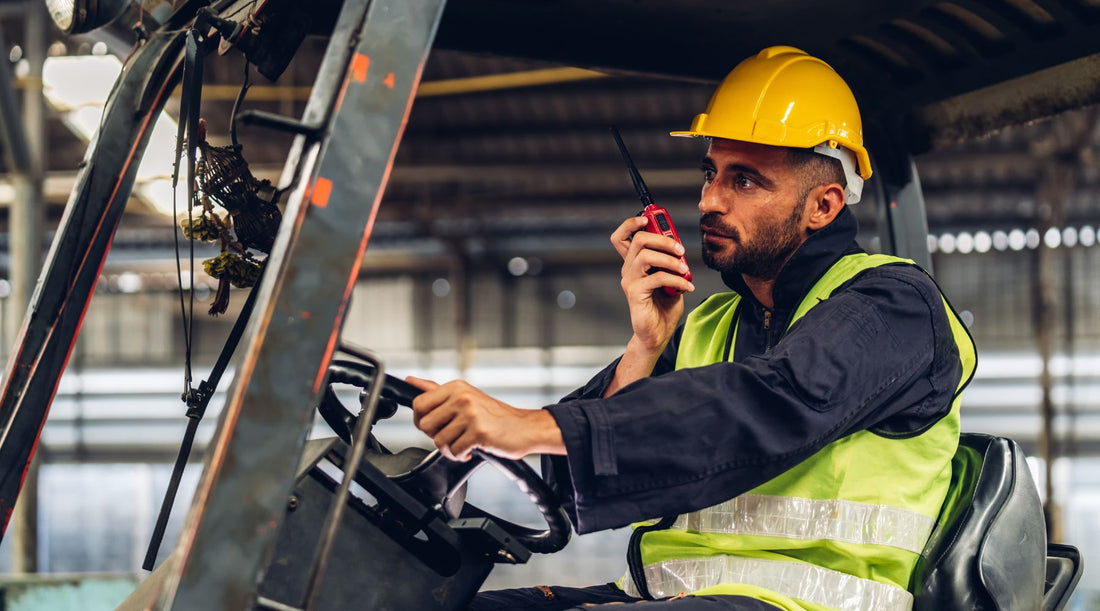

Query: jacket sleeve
<box><xmin>543</xmin><ymin>267</ymin><xmax>964</xmax><ymax>534</ymax></box>
<box><xmin>541</xmin><ymin>329</ymin><xmax>682</xmax><ymax>521</ymax></box>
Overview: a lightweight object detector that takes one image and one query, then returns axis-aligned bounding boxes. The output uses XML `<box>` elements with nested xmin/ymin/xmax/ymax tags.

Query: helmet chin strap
<box><xmin>812</xmin><ymin>143</ymin><xmax>864</xmax><ymax>205</ymax></box>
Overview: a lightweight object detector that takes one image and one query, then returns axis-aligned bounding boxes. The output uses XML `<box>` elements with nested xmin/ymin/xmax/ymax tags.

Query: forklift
<box><xmin>0</xmin><ymin>0</ymin><xmax>1090</xmax><ymax>608</ymax></box>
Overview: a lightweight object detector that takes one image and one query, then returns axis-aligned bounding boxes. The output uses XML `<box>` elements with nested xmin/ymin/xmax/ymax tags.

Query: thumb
<box><xmin>404</xmin><ymin>375</ymin><xmax>440</xmax><ymax>392</ymax></box>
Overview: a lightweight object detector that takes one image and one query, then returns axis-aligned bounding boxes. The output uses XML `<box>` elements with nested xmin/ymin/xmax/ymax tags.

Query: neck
<box><xmin>741</xmin><ymin>244</ymin><xmax>804</xmax><ymax>309</ymax></box>
<box><xmin>742</xmin><ymin>276</ymin><xmax>776</xmax><ymax>309</ymax></box>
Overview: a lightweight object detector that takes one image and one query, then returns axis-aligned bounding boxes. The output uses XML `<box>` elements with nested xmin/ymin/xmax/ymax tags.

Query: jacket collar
<box><xmin>719</xmin><ymin>206</ymin><xmax>864</xmax><ymax>311</ymax></box>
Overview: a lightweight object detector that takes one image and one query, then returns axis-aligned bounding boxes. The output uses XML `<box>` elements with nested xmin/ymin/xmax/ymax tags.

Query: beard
<box><xmin>700</xmin><ymin>202</ymin><xmax>805</xmax><ymax>280</ymax></box>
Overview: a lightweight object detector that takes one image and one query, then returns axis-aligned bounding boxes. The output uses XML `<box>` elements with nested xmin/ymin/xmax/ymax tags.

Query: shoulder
<box><xmin>806</xmin><ymin>261</ymin><xmax>967</xmax><ymax>432</ymax></box>
<box><xmin>806</xmin><ymin>261</ymin><xmax>959</xmax><ymax>367</ymax></box>
<box><xmin>834</xmin><ymin>262</ymin><xmax>947</xmax><ymax>318</ymax></box>
<box><xmin>831</xmin><ymin>262</ymin><xmax>966</xmax><ymax>392</ymax></box>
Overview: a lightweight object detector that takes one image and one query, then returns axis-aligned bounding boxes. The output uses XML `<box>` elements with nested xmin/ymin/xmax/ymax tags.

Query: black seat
<box><xmin>911</xmin><ymin>433</ymin><xmax>1084</xmax><ymax>610</ymax></box>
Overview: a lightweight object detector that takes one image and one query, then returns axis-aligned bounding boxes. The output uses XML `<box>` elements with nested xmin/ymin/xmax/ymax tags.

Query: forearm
<box><xmin>523</xmin><ymin>408</ymin><xmax>567</xmax><ymax>455</ymax></box>
<box><xmin>603</xmin><ymin>335</ymin><xmax>667</xmax><ymax>397</ymax></box>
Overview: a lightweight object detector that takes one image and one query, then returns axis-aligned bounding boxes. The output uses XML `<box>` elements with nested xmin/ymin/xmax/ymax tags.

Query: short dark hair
<box><xmin>785</xmin><ymin>148</ymin><xmax>846</xmax><ymax>202</ymax></box>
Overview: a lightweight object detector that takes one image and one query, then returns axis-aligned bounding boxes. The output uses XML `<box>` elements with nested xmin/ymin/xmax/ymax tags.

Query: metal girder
<box><xmin>912</xmin><ymin>53</ymin><xmax>1100</xmax><ymax>152</ymax></box>
<box><xmin>142</xmin><ymin>0</ymin><xmax>448</xmax><ymax>608</ymax></box>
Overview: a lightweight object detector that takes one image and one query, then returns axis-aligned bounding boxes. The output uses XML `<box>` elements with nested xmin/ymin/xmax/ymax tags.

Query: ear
<box><xmin>804</xmin><ymin>182</ymin><xmax>846</xmax><ymax>231</ymax></box>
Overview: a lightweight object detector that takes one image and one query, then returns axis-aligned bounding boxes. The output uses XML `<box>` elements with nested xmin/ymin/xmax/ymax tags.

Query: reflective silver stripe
<box><xmin>672</xmin><ymin>494</ymin><xmax>935</xmax><ymax>554</ymax></box>
<box><xmin>621</xmin><ymin>556</ymin><xmax>913</xmax><ymax>611</ymax></box>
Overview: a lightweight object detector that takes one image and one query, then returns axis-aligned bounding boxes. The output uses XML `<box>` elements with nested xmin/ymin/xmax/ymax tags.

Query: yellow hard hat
<box><xmin>673</xmin><ymin>46</ymin><xmax>872</xmax><ymax>203</ymax></box>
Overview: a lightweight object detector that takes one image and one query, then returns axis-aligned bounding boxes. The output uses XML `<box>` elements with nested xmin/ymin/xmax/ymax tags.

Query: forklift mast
<box><xmin>0</xmin><ymin>0</ymin><xmax>450</xmax><ymax>607</ymax></box>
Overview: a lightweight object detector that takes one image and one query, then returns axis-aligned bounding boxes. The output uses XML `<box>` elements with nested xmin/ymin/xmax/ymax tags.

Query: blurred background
<box><xmin>0</xmin><ymin>0</ymin><xmax>1097</xmax><ymax>608</ymax></box>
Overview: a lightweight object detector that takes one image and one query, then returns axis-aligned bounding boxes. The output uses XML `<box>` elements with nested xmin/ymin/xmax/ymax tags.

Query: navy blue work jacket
<box><xmin>543</xmin><ymin>207</ymin><xmax>966</xmax><ymax>534</ymax></box>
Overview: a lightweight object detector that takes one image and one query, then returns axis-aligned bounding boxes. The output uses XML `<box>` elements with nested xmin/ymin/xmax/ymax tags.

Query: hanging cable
<box><xmin>171</xmin><ymin>27</ymin><xmax>205</xmax><ymax>403</ymax></box>
<box><xmin>147</xmin><ymin>11</ymin><xmax>278</xmax><ymax>567</ymax></box>
<box><xmin>148</xmin><ymin>18</ymin><xmax>212</xmax><ymax>570</ymax></box>
<box><xmin>230</xmin><ymin>58</ymin><xmax>252</xmax><ymax>147</ymax></box>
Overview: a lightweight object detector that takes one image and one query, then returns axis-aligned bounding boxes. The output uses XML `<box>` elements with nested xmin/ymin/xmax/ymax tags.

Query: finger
<box><xmin>405</xmin><ymin>375</ymin><xmax>440</xmax><ymax>392</ymax></box>
<box><xmin>629</xmin><ymin>255</ymin><xmax>686</xmax><ymax>290</ymax></box>
<box><xmin>621</xmin><ymin>231</ymin><xmax>660</xmax><ymax>276</ymax></box>
<box><xmin>411</xmin><ymin>383</ymin><xmax>449</xmax><ymax>427</ymax></box>
<box><xmin>448</xmin><ymin>428</ymin><xmax>485</xmax><ymax>462</ymax></box>
<box><xmin>621</xmin><ymin>236</ymin><xmax>684</xmax><ymax>279</ymax></box>
<box><xmin>437</xmin><ymin>444</ymin><xmax>459</xmax><ymax>462</ymax></box>
<box><xmin>662</xmin><ymin>273</ymin><xmax>696</xmax><ymax>295</ymax></box>
<box><xmin>417</xmin><ymin>403</ymin><xmax>456</xmax><ymax>437</ymax></box>
<box><xmin>610</xmin><ymin>216</ymin><xmax>649</xmax><ymax>258</ymax></box>
<box><xmin>625</xmin><ymin>249</ymin><xmax>690</xmax><ymax>279</ymax></box>
<box><xmin>631</xmin><ymin>271</ymin><xmax>696</xmax><ymax>296</ymax></box>
<box><xmin>431</xmin><ymin>418</ymin><xmax>466</xmax><ymax>459</ymax></box>
<box><xmin>626</xmin><ymin>229</ymin><xmax>685</xmax><ymax>257</ymax></box>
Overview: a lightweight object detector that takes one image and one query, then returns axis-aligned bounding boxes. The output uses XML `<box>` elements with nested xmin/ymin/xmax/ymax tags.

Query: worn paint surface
<box><xmin>1</xmin><ymin>575</ymin><xmax>140</xmax><ymax>610</ymax></box>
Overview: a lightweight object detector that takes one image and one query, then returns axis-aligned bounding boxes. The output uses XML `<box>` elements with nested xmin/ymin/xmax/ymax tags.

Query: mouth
<box><xmin>701</xmin><ymin>225</ymin><xmax>736</xmax><ymax>243</ymax></box>
<box><xmin>702</xmin><ymin>234</ymin><xmax>732</xmax><ymax>252</ymax></box>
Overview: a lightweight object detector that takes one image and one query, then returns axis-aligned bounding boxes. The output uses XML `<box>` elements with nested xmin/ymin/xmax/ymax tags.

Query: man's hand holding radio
<box><xmin>605</xmin><ymin>216</ymin><xmax>695</xmax><ymax>396</ymax></box>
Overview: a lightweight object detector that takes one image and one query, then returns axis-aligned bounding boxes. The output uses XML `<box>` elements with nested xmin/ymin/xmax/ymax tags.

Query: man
<box><xmin>407</xmin><ymin>46</ymin><xmax>976</xmax><ymax>611</ymax></box>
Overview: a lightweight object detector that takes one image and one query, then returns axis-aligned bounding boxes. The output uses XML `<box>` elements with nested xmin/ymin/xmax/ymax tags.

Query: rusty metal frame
<box><xmin>150</xmin><ymin>0</ymin><xmax>448</xmax><ymax>607</ymax></box>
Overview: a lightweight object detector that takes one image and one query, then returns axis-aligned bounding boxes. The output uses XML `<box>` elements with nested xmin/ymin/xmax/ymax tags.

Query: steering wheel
<box><xmin>318</xmin><ymin>359</ymin><xmax>572</xmax><ymax>554</ymax></box>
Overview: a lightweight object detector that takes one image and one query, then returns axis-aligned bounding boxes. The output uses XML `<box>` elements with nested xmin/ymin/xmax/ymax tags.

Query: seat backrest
<box><xmin>911</xmin><ymin>433</ymin><xmax>1047</xmax><ymax>610</ymax></box>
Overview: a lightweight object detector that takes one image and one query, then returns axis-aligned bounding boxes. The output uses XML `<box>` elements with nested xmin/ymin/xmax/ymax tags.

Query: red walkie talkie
<box><xmin>611</xmin><ymin>126</ymin><xmax>692</xmax><ymax>296</ymax></box>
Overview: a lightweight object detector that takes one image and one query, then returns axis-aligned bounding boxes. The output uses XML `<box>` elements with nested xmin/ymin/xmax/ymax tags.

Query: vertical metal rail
<box><xmin>1034</xmin><ymin>155</ymin><xmax>1073</xmax><ymax>542</ymax></box>
<box><xmin>6</xmin><ymin>1</ymin><xmax>47</xmax><ymax>572</ymax></box>
<box><xmin>878</xmin><ymin>158</ymin><xmax>933</xmax><ymax>271</ymax></box>
<box><xmin>150</xmin><ymin>0</ymin><xmax>448</xmax><ymax>608</ymax></box>
<box><xmin>301</xmin><ymin>343</ymin><xmax>385</xmax><ymax>610</ymax></box>
<box><xmin>868</xmin><ymin>130</ymin><xmax>934</xmax><ymax>273</ymax></box>
<box><xmin>0</xmin><ymin>14</ymin><xmax>31</xmax><ymax>359</ymax></box>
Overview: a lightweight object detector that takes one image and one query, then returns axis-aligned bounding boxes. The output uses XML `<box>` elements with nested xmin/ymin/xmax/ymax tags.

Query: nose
<box><xmin>698</xmin><ymin>182</ymin><xmax>725</xmax><ymax>215</ymax></box>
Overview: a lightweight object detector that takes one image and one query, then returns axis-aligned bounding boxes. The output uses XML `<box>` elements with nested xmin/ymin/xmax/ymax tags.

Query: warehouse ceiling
<box><xmin>1</xmin><ymin>0</ymin><xmax>1100</xmax><ymax>276</ymax></box>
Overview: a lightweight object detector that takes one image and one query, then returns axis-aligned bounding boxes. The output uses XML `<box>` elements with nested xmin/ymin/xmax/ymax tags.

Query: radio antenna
<box><xmin>610</xmin><ymin>125</ymin><xmax>654</xmax><ymax>207</ymax></box>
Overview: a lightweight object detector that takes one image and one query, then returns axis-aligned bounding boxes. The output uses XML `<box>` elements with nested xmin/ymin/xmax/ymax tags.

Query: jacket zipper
<box><xmin>763</xmin><ymin>308</ymin><xmax>773</xmax><ymax>351</ymax></box>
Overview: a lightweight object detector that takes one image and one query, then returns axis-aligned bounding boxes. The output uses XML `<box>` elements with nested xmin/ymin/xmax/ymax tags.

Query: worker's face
<box><xmin>698</xmin><ymin>138</ymin><xmax>810</xmax><ymax>280</ymax></box>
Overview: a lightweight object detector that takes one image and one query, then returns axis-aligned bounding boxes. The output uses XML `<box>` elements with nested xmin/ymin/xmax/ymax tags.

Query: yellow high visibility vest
<box><xmin>622</xmin><ymin>254</ymin><xmax>977</xmax><ymax>611</ymax></box>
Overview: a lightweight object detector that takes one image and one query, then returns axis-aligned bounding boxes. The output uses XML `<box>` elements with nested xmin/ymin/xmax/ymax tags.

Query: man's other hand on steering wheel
<box><xmin>406</xmin><ymin>377</ymin><xmax>566</xmax><ymax>462</ymax></box>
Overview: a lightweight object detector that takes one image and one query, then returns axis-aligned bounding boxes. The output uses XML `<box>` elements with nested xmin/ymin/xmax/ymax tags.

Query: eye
<box><xmin>735</xmin><ymin>174</ymin><xmax>756</xmax><ymax>190</ymax></box>
<box><xmin>700</xmin><ymin>165</ymin><xmax>716</xmax><ymax>183</ymax></box>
